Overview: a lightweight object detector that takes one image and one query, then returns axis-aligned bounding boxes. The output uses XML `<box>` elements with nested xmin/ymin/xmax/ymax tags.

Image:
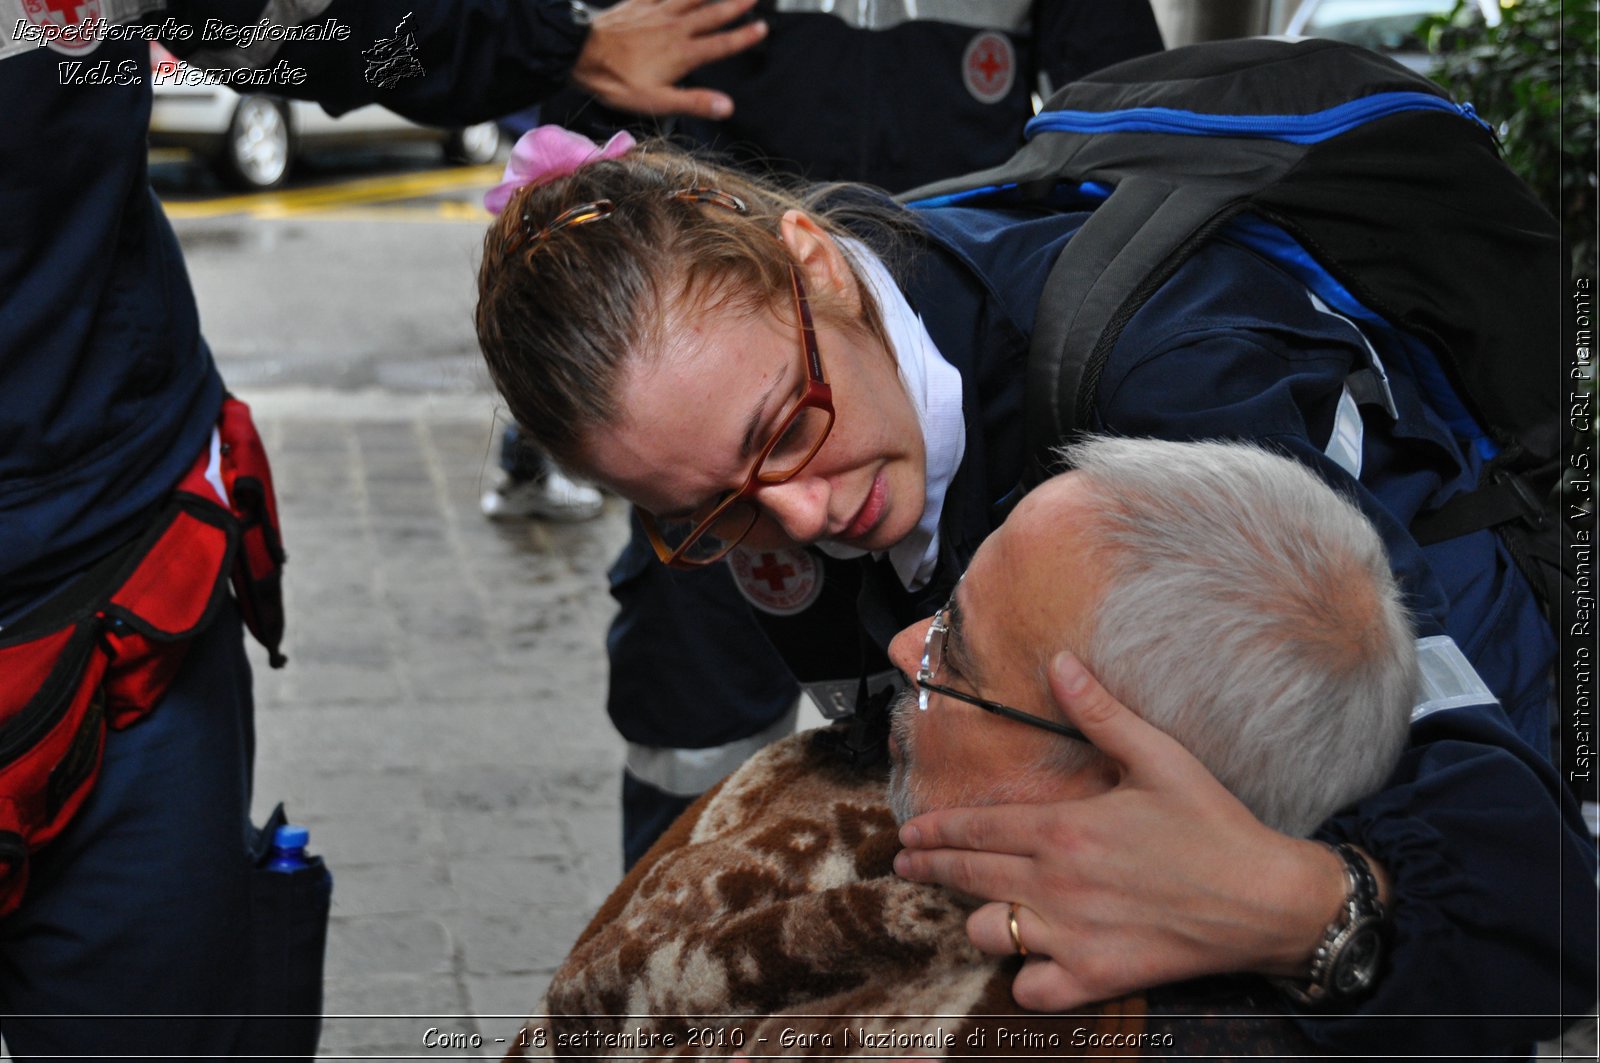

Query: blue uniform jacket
<box><xmin>852</xmin><ymin>202</ymin><xmax>1596</xmax><ymax>1055</ymax></box>
<box><xmin>592</xmin><ymin>0</ymin><xmax>1162</xmax><ymax>762</ymax></box>
<box><xmin>669</xmin><ymin>0</ymin><xmax>1163</xmax><ymax>192</ymax></box>
<box><xmin>0</xmin><ymin>0</ymin><xmax>589</xmax><ymax>619</ymax></box>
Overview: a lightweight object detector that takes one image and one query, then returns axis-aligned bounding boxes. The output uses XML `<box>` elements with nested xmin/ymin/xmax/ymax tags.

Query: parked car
<box><xmin>1283</xmin><ymin>0</ymin><xmax>1502</xmax><ymax>71</ymax></box>
<box><xmin>146</xmin><ymin>43</ymin><xmax>501</xmax><ymax>189</ymax></box>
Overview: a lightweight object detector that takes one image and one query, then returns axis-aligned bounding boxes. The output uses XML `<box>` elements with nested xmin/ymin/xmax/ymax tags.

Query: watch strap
<box><xmin>1272</xmin><ymin>841</ymin><xmax>1385</xmax><ymax>1006</ymax></box>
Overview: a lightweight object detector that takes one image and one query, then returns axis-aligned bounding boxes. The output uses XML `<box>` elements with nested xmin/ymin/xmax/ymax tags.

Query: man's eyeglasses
<box><xmin>916</xmin><ymin>606</ymin><xmax>1090</xmax><ymax>743</ymax></box>
<box><xmin>638</xmin><ymin>262</ymin><xmax>835</xmax><ymax>568</ymax></box>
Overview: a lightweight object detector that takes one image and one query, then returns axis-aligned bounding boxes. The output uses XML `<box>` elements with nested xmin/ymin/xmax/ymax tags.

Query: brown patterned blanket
<box><xmin>509</xmin><ymin>730</ymin><xmax>1311</xmax><ymax>1060</ymax></box>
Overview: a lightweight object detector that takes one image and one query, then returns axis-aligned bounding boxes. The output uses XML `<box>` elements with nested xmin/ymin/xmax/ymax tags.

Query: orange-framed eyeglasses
<box><xmin>638</xmin><ymin>263</ymin><xmax>834</xmax><ymax>568</ymax></box>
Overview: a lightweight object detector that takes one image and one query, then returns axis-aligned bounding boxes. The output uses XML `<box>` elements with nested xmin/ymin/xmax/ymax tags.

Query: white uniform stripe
<box><xmin>1325</xmin><ymin>385</ymin><xmax>1365</xmax><ymax>478</ymax></box>
<box><xmin>1411</xmin><ymin>635</ymin><xmax>1498</xmax><ymax>722</ymax></box>
<box><xmin>773</xmin><ymin>0</ymin><xmax>1032</xmax><ymax>33</ymax></box>
<box><xmin>625</xmin><ymin>702</ymin><xmax>799</xmax><ymax>797</ymax></box>
<box><xmin>1307</xmin><ymin>289</ymin><xmax>1397</xmax><ymax>479</ymax></box>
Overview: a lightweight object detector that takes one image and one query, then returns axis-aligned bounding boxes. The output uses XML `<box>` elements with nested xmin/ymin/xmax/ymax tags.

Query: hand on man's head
<box><xmin>572</xmin><ymin>0</ymin><xmax>769</xmax><ymax>119</ymax></box>
<box><xmin>894</xmin><ymin>653</ymin><xmax>1356</xmax><ymax>1011</ymax></box>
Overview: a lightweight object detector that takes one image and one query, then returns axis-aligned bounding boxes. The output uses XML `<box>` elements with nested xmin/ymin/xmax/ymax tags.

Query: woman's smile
<box><xmin>838</xmin><ymin>470</ymin><xmax>888</xmax><ymax>543</ymax></box>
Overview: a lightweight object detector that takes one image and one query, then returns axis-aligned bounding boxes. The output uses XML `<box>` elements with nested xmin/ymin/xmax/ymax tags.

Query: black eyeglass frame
<box><xmin>916</xmin><ymin>607</ymin><xmax>1091</xmax><ymax>743</ymax></box>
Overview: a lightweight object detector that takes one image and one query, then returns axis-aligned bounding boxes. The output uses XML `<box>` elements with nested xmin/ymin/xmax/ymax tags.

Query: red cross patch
<box><xmin>22</xmin><ymin>0</ymin><xmax>107</xmax><ymax>55</ymax></box>
<box><xmin>962</xmin><ymin>30</ymin><xmax>1015</xmax><ymax>105</ymax></box>
<box><xmin>727</xmin><ymin>547</ymin><xmax>823</xmax><ymax>616</ymax></box>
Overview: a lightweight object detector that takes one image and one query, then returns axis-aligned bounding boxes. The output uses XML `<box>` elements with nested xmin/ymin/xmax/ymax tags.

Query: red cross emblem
<box><xmin>963</xmin><ymin>31</ymin><xmax>1015</xmax><ymax>105</ymax></box>
<box><xmin>728</xmin><ymin>547</ymin><xmax>822</xmax><ymax>616</ymax></box>
<box><xmin>749</xmin><ymin>553</ymin><xmax>797</xmax><ymax>592</ymax></box>
<box><xmin>22</xmin><ymin>0</ymin><xmax>106</xmax><ymax>55</ymax></box>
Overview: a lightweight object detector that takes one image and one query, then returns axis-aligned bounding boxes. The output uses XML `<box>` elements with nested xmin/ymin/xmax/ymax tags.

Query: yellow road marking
<box><xmin>249</xmin><ymin>203</ymin><xmax>490</xmax><ymax>224</ymax></box>
<box><xmin>160</xmin><ymin>164</ymin><xmax>502</xmax><ymax>219</ymax></box>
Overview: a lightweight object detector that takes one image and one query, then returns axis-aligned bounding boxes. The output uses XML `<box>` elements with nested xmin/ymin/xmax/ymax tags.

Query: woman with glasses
<box><xmin>474</xmin><ymin>130</ymin><xmax>1589</xmax><ymax>1055</ymax></box>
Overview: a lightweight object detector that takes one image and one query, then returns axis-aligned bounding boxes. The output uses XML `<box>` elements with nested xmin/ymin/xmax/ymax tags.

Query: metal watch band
<box><xmin>1273</xmin><ymin>841</ymin><xmax>1386</xmax><ymax>1006</ymax></box>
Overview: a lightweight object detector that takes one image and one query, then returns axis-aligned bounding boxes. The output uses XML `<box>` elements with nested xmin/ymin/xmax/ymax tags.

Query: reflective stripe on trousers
<box><xmin>625</xmin><ymin>701</ymin><xmax>800</xmax><ymax>798</ymax></box>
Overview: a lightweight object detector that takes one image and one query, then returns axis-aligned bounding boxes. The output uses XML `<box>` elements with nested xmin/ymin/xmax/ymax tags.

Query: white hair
<box><xmin>1048</xmin><ymin>436</ymin><xmax>1419</xmax><ymax>837</ymax></box>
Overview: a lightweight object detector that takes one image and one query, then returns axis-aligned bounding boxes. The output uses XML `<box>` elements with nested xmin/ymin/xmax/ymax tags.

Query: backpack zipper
<box><xmin>1026</xmin><ymin>92</ymin><xmax>1489</xmax><ymax>144</ymax></box>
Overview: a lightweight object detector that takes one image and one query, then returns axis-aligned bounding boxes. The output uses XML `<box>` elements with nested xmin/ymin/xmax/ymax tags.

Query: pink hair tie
<box><xmin>483</xmin><ymin>125</ymin><xmax>637</xmax><ymax>215</ymax></box>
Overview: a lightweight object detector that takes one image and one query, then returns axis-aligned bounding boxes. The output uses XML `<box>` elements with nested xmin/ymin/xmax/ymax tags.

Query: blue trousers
<box><xmin>607</xmin><ymin>513</ymin><xmax>798</xmax><ymax>867</ymax></box>
<box><xmin>0</xmin><ymin>602</ymin><xmax>325</xmax><ymax>1062</ymax></box>
<box><xmin>499</xmin><ymin>423</ymin><xmax>552</xmax><ymax>482</ymax></box>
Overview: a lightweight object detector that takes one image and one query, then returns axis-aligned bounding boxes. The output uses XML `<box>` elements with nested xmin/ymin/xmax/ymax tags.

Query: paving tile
<box><xmin>322</xmin><ymin>913</ymin><xmax>455</xmax><ymax>980</ymax></box>
<box><xmin>446</xmin><ymin>906</ymin><xmax>595</xmax><ymax>977</ymax></box>
<box><xmin>238</xmin><ymin>401</ymin><xmax>635</xmax><ymax>1047</ymax></box>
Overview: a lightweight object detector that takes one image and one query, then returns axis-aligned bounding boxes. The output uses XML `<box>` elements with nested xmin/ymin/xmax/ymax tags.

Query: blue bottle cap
<box><xmin>273</xmin><ymin>824</ymin><xmax>310</xmax><ymax>849</ymax></box>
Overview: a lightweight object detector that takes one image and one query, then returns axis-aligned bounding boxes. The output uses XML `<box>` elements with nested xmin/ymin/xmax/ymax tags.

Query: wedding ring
<box><xmin>1007</xmin><ymin>902</ymin><xmax>1029</xmax><ymax>957</ymax></box>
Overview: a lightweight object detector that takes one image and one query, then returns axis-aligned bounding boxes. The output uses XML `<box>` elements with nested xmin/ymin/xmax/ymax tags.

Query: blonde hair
<box><xmin>475</xmin><ymin>140</ymin><xmax>913</xmax><ymax>466</ymax></box>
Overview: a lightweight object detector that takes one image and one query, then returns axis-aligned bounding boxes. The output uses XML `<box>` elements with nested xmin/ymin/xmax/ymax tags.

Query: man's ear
<box><xmin>778</xmin><ymin>209</ymin><xmax>861</xmax><ymax>316</ymax></box>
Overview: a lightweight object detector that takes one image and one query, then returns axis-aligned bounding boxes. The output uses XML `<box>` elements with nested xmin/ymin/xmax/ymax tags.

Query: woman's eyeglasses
<box><xmin>638</xmin><ymin>263</ymin><xmax>835</xmax><ymax>567</ymax></box>
<box><xmin>510</xmin><ymin>185</ymin><xmax>834</xmax><ymax>566</ymax></box>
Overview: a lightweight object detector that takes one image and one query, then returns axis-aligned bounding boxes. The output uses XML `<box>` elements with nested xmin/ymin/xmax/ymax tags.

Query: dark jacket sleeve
<box><xmin>161</xmin><ymin>0</ymin><xmax>586</xmax><ymax>124</ymax></box>
<box><xmin>1310</xmin><ymin>702</ymin><xmax>1597</xmax><ymax>1054</ymax></box>
<box><xmin>1031</xmin><ymin>0</ymin><xmax>1164</xmax><ymax>91</ymax></box>
<box><xmin>1099</xmin><ymin>322</ymin><xmax>1597</xmax><ymax>1055</ymax></box>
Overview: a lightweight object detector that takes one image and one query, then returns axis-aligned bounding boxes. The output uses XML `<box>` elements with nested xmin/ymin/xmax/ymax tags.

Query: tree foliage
<box><xmin>1425</xmin><ymin>0</ymin><xmax>1598</xmax><ymax>276</ymax></box>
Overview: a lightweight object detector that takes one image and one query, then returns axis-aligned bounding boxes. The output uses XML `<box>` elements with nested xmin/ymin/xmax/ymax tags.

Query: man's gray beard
<box><xmin>885</xmin><ymin>687</ymin><xmax>1070</xmax><ymax>827</ymax></box>
<box><xmin>887</xmin><ymin>688</ymin><xmax>925</xmax><ymax>825</ymax></box>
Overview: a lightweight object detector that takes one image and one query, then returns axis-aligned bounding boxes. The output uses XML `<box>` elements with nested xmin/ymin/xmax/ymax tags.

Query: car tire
<box><xmin>444</xmin><ymin>121</ymin><xmax>501</xmax><ymax>166</ymax></box>
<box><xmin>215</xmin><ymin>95</ymin><xmax>293</xmax><ymax>190</ymax></box>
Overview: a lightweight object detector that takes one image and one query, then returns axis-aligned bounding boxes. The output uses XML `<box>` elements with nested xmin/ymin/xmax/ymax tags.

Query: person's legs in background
<box><xmin>481</xmin><ymin>422</ymin><xmax>603</xmax><ymax>522</ymax></box>
<box><xmin>607</xmin><ymin>513</ymin><xmax>801</xmax><ymax>869</ymax></box>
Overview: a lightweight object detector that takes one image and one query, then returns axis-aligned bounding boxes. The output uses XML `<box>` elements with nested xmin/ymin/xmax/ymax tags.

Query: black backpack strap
<box><xmin>1022</xmin><ymin>175</ymin><xmax>1246</xmax><ymax>484</ymax></box>
<box><xmin>1410</xmin><ymin>446</ymin><xmax>1566</xmax><ymax>634</ymax></box>
<box><xmin>1411</xmin><ymin>470</ymin><xmax>1550</xmax><ymax>546</ymax></box>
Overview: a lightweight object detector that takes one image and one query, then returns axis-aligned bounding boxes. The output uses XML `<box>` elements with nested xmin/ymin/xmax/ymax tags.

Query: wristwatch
<box><xmin>568</xmin><ymin>1</ymin><xmax>596</xmax><ymax>27</ymax></box>
<box><xmin>1274</xmin><ymin>841</ymin><xmax>1386</xmax><ymax>1006</ymax></box>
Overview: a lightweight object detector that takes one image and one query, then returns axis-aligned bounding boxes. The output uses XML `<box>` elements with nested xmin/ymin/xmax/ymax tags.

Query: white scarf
<box><xmin>817</xmin><ymin>242</ymin><xmax>965</xmax><ymax>591</ymax></box>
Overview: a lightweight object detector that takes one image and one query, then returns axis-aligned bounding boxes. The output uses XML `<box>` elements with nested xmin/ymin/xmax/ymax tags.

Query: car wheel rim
<box><xmin>234</xmin><ymin>98</ymin><xmax>288</xmax><ymax>186</ymax></box>
<box><xmin>458</xmin><ymin>122</ymin><xmax>499</xmax><ymax>162</ymax></box>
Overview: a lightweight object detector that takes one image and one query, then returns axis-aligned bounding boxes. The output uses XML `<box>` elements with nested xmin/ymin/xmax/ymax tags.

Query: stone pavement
<box><xmin>241</xmin><ymin>388</ymin><xmax>633</xmax><ymax>1059</ymax></box>
<box><xmin>155</xmin><ymin>190</ymin><xmax>836</xmax><ymax>1060</ymax></box>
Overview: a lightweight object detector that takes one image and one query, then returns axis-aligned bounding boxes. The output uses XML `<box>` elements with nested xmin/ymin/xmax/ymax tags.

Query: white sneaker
<box><xmin>480</xmin><ymin>470</ymin><xmax>604</xmax><ymax>522</ymax></box>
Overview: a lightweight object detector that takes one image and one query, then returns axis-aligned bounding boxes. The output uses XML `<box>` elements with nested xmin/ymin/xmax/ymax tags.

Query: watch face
<box><xmin>1332</xmin><ymin>923</ymin><xmax>1382</xmax><ymax>996</ymax></box>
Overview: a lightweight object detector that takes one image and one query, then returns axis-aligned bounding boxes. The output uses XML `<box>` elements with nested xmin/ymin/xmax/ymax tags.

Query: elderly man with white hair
<box><xmin>887</xmin><ymin>434</ymin><xmax>1419</xmax><ymax>847</ymax></box>
<box><xmin>513</xmin><ymin>436</ymin><xmax>1503</xmax><ymax>1059</ymax></box>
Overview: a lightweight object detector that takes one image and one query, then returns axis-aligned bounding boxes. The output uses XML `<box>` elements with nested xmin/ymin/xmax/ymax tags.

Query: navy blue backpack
<box><xmin>902</xmin><ymin>36</ymin><xmax>1566</xmax><ymax>628</ymax></box>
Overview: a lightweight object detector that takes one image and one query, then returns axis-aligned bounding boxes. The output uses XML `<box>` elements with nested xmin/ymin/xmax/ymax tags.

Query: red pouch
<box><xmin>174</xmin><ymin>395</ymin><xmax>288</xmax><ymax>668</ymax></box>
<box><xmin>0</xmin><ymin>624</ymin><xmax>109</xmax><ymax>918</ymax></box>
<box><xmin>0</xmin><ymin>497</ymin><xmax>233</xmax><ymax>918</ymax></box>
<box><xmin>0</xmin><ymin>395</ymin><xmax>287</xmax><ymax>918</ymax></box>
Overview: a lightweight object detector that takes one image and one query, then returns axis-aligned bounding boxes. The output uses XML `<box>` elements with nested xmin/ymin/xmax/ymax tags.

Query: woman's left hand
<box><xmin>893</xmin><ymin>652</ymin><xmax>1349</xmax><ymax>1010</ymax></box>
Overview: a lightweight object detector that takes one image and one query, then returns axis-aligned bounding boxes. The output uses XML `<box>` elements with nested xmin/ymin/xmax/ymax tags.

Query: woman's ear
<box><xmin>778</xmin><ymin>210</ymin><xmax>861</xmax><ymax>315</ymax></box>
